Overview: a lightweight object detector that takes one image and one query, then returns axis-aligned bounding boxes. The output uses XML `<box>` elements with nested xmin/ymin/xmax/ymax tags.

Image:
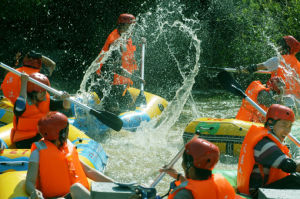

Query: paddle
<box><xmin>208</xmin><ymin>67</ymin><xmax>271</xmax><ymax>74</ymax></box>
<box><xmin>135</xmin><ymin>37</ymin><xmax>147</xmax><ymax>107</ymax></box>
<box><xmin>209</xmin><ymin>57</ymin><xmax>280</xmax><ymax>75</ymax></box>
<box><xmin>217</xmin><ymin>70</ymin><xmax>300</xmax><ymax>147</ymax></box>
<box><xmin>150</xmin><ymin>134</ymin><xmax>198</xmax><ymax>188</ymax></box>
<box><xmin>0</xmin><ymin>62</ymin><xmax>123</xmax><ymax>131</ymax></box>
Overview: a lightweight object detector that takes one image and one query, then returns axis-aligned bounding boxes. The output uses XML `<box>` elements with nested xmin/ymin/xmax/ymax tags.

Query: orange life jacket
<box><xmin>168</xmin><ymin>174</ymin><xmax>235</xmax><ymax>199</ymax></box>
<box><xmin>96</xmin><ymin>29</ymin><xmax>137</xmax><ymax>85</ymax></box>
<box><xmin>271</xmin><ymin>54</ymin><xmax>300</xmax><ymax>98</ymax></box>
<box><xmin>31</xmin><ymin>140</ymin><xmax>89</xmax><ymax>198</ymax></box>
<box><xmin>11</xmin><ymin>93</ymin><xmax>50</xmax><ymax>143</ymax></box>
<box><xmin>237</xmin><ymin>125</ymin><xmax>290</xmax><ymax>195</ymax></box>
<box><xmin>236</xmin><ymin>81</ymin><xmax>269</xmax><ymax>123</ymax></box>
<box><xmin>1</xmin><ymin>66</ymin><xmax>40</xmax><ymax>104</ymax></box>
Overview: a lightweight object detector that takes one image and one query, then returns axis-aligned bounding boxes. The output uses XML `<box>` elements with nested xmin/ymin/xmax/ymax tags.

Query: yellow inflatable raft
<box><xmin>0</xmin><ymin>96</ymin><xmax>13</xmax><ymax>125</ymax></box>
<box><xmin>0</xmin><ymin>122</ymin><xmax>108</xmax><ymax>199</ymax></box>
<box><xmin>72</xmin><ymin>87</ymin><xmax>168</xmax><ymax>132</ymax></box>
<box><xmin>183</xmin><ymin>117</ymin><xmax>263</xmax><ymax>156</ymax></box>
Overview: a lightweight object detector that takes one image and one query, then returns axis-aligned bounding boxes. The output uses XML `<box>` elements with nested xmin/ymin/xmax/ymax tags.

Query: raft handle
<box><xmin>0</xmin><ymin>161</ymin><xmax>27</xmax><ymax>166</ymax></box>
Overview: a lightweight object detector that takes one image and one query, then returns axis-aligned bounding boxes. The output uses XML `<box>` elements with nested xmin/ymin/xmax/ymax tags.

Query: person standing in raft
<box><xmin>237</xmin><ymin>104</ymin><xmax>300</xmax><ymax>198</ymax></box>
<box><xmin>244</xmin><ymin>35</ymin><xmax>300</xmax><ymax>98</ymax></box>
<box><xmin>159</xmin><ymin>137</ymin><xmax>236</xmax><ymax>199</ymax></box>
<box><xmin>11</xmin><ymin>72</ymin><xmax>70</xmax><ymax>149</ymax></box>
<box><xmin>25</xmin><ymin>111</ymin><xmax>114</xmax><ymax>199</ymax></box>
<box><xmin>94</xmin><ymin>13</ymin><xmax>145</xmax><ymax>113</ymax></box>
<box><xmin>236</xmin><ymin>76</ymin><xmax>286</xmax><ymax>123</ymax></box>
<box><xmin>1</xmin><ymin>50</ymin><xmax>56</xmax><ymax>104</ymax></box>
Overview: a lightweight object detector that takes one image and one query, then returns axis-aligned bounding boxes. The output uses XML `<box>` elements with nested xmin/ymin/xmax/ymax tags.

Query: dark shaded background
<box><xmin>1</xmin><ymin>0</ymin><xmax>299</xmax><ymax>99</ymax></box>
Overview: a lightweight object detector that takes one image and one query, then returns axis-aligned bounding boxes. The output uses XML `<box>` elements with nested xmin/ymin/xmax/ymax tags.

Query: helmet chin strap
<box><xmin>266</xmin><ymin>119</ymin><xmax>278</xmax><ymax>134</ymax></box>
<box><xmin>185</xmin><ymin>160</ymin><xmax>193</xmax><ymax>179</ymax></box>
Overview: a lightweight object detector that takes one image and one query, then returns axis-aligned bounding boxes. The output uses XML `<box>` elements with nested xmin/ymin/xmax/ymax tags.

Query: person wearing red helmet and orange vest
<box><xmin>236</xmin><ymin>76</ymin><xmax>286</xmax><ymax>123</ymax></box>
<box><xmin>94</xmin><ymin>13</ymin><xmax>145</xmax><ymax>113</ymax></box>
<box><xmin>237</xmin><ymin>104</ymin><xmax>300</xmax><ymax>198</ymax></box>
<box><xmin>25</xmin><ymin>112</ymin><xmax>114</xmax><ymax>199</ymax></box>
<box><xmin>159</xmin><ymin>137</ymin><xmax>236</xmax><ymax>199</ymax></box>
<box><xmin>245</xmin><ymin>35</ymin><xmax>300</xmax><ymax>98</ymax></box>
<box><xmin>11</xmin><ymin>72</ymin><xmax>70</xmax><ymax>149</ymax></box>
<box><xmin>1</xmin><ymin>50</ymin><xmax>56</xmax><ymax>104</ymax></box>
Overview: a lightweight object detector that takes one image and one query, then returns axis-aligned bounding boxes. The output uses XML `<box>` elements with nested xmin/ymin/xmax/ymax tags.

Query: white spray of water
<box><xmin>79</xmin><ymin>0</ymin><xmax>204</xmax><ymax>193</ymax></box>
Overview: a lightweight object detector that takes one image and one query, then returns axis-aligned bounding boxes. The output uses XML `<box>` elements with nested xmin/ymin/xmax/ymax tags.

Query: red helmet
<box><xmin>266</xmin><ymin>104</ymin><xmax>295</xmax><ymax>122</ymax></box>
<box><xmin>283</xmin><ymin>36</ymin><xmax>300</xmax><ymax>54</ymax></box>
<box><xmin>27</xmin><ymin>73</ymin><xmax>50</xmax><ymax>93</ymax></box>
<box><xmin>117</xmin><ymin>14</ymin><xmax>136</xmax><ymax>24</ymax></box>
<box><xmin>185</xmin><ymin>137</ymin><xmax>220</xmax><ymax>170</ymax></box>
<box><xmin>266</xmin><ymin>76</ymin><xmax>285</xmax><ymax>94</ymax></box>
<box><xmin>38</xmin><ymin>112</ymin><xmax>69</xmax><ymax>141</ymax></box>
<box><xmin>23</xmin><ymin>51</ymin><xmax>42</xmax><ymax>69</ymax></box>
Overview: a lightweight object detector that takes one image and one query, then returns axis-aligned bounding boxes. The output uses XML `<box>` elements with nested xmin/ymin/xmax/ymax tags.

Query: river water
<box><xmin>69</xmin><ymin>0</ymin><xmax>300</xmax><ymax>195</ymax></box>
<box><xmin>98</xmin><ymin>91</ymin><xmax>243</xmax><ymax>195</ymax></box>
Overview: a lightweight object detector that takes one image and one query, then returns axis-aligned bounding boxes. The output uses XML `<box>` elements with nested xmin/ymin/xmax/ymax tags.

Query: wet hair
<box><xmin>277</xmin><ymin>38</ymin><xmax>291</xmax><ymax>55</ymax></box>
<box><xmin>183</xmin><ymin>151</ymin><xmax>212</xmax><ymax>180</ymax></box>
<box><xmin>58</xmin><ymin>123</ymin><xmax>69</xmax><ymax>148</ymax></box>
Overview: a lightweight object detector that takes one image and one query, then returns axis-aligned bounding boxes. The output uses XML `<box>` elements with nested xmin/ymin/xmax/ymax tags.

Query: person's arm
<box><xmin>60</xmin><ymin>92</ymin><xmax>71</xmax><ymax>110</ymax></box>
<box><xmin>159</xmin><ymin>166</ymin><xmax>187</xmax><ymax>182</ymax></box>
<box><xmin>41</xmin><ymin>55</ymin><xmax>56</xmax><ymax>76</ymax></box>
<box><xmin>254</xmin><ymin>137</ymin><xmax>293</xmax><ymax>172</ymax></box>
<box><xmin>14</xmin><ymin>73</ymin><xmax>28</xmax><ymax>116</ymax></box>
<box><xmin>25</xmin><ymin>150</ymin><xmax>44</xmax><ymax>199</ymax></box>
<box><xmin>80</xmin><ymin>160</ymin><xmax>114</xmax><ymax>182</ymax></box>
<box><xmin>107</xmin><ymin>48</ymin><xmax>144</xmax><ymax>84</ymax></box>
<box><xmin>49</xmin><ymin>92</ymin><xmax>70</xmax><ymax>111</ymax></box>
<box><xmin>278</xmin><ymin>158</ymin><xmax>298</xmax><ymax>173</ymax></box>
<box><xmin>245</xmin><ymin>57</ymin><xmax>280</xmax><ymax>73</ymax></box>
<box><xmin>19</xmin><ymin>73</ymin><xmax>28</xmax><ymax>99</ymax></box>
<box><xmin>258</xmin><ymin>57</ymin><xmax>280</xmax><ymax>71</ymax></box>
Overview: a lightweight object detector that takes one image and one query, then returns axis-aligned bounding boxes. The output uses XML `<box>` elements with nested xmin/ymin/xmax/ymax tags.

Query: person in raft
<box><xmin>94</xmin><ymin>13</ymin><xmax>145</xmax><ymax>113</ymax></box>
<box><xmin>25</xmin><ymin>111</ymin><xmax>114</xmax><ymax>199</ymax></box>
<box><xmin>237</xmin><ymin>104</ymin><xmax>300</xmax><ymax>198</ymax></box>
<box><xmin>1</xmin><ymin>50</ymin><xmax>56</xmax><ymax>104</ymax></box>
<box><xmin>236</xmin><ymin>76</ymin><xmax>286</xmax><ymax>123</ymax></box>
<box><xmin>159</xmin><ymin>137</ymin><xmax>236</xmax><ymax>199</ymax></box>
<box><xmin>11</xmin><ymin>72</ymin><xmax>70</xmax><ymax>149</ymax></box>
<box><xmin>244</xmin><ymin>35</ymin><xmax>300</xmax><ymax>99</ymax></box>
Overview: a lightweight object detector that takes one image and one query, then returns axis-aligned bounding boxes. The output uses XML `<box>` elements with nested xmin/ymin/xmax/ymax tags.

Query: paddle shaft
<box><xmin>224</xmin><ymin>67</ymin><xmax>270</xmax><ymax>74</ymax></box>
<box><xmin>150</xmin><ymin>147</ymin><xmax>184</xmax><ymax>188</ymax></box>
<box><xmin>140</xmin><ymin>38</ymin><xmax>146</xmax><ymax>91</ymax></box>
<box><xmin>209</xmin><ymin>67</ymin><xmax>271</xmax><ymax>74</ymax></box>
<box><xmin>150</xmin><ymin>134</ymin><xmax>198</xmax><ymax>188</ymax></box>
<box><xmin>0</xmin><ymin>62</ymin><xmax>96</xmax><ymax>112</ymax></box>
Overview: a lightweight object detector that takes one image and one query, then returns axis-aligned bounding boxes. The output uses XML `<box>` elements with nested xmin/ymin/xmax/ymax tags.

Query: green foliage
<box><xmin>0</xmin><ymin>0</ymin><xmax>299</xmax><ymax>91</ymax></box>
<box><xmin>195</xmin><ymin>0</ymin><xmax>300</xmax><ymax>89</ymax></box>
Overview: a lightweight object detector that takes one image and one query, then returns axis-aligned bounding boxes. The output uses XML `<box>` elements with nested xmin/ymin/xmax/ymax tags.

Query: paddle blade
<box><xmin>217</xmin><ymin>70</ymin><xmax>246</xmax><ymax>98</ymax></box>
<box><xmin>90</xmin><ymin>109</ymin><xmax>123</xmax><ymax>131</ymax></box>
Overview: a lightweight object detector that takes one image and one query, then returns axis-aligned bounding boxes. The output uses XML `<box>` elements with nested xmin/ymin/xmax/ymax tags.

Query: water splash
<box><xmin>76</xmin><ymin>0</ymin><xmax>204</xmax><ymax>193</ymax></box>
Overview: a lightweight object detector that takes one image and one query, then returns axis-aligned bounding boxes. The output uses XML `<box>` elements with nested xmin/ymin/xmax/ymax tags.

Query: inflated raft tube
<box><xmin>0</xmin><ymin>123</ymin><xmax>108</xmax><ymax>173</ymax></box>
<box><xmin>72</xmin><ymin>87</ymin><xmax>168</xmax><ymax>132</ymax></box>
<box><xmin>183</xmin><ymin>118</ymin><xmax>263</xmax><ymax>156</ymax></box>
<box><xmin>0</xmin><ymin>96</ymin><xmax>13</xmax><ymax>125</ymax></box>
